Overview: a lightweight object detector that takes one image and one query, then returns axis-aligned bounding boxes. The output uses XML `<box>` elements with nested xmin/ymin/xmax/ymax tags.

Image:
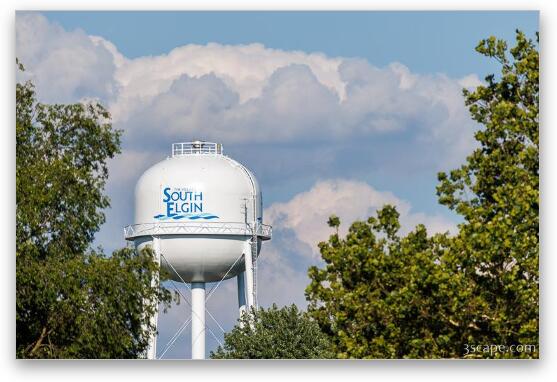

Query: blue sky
<box><xmin>44</xmin><ymin>11</ymin><xmax>538</xmax><ymax>77</ymax></box>
<box><xmin>17</xmin><ymin>11</ymin><xmax>538</xmax><ymax>359</ymax></box>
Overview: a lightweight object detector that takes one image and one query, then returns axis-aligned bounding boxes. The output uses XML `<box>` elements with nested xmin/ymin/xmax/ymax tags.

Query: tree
<box><xmin>305</xmin><ymin>30</ymin><xmax>538</xmax><ymax>359</ymax></box>
<box><xmin>436</xmin><ymin>30</ymin><xmax>539</xmax><ymax>357</ymax></box>
<box><xmin>16</xmin><ymin>70</ymin><xmax>172</xmax><ymax>358</ymax></box>
<box><xmin>306</xmin><ymin>206</ymin><xmax>468</xmax><ymax>358</ymax></box>
<box><xmin>210</xmin><ymin>304</ymin><xmax>333</xmax><ymax>359</ymax></box>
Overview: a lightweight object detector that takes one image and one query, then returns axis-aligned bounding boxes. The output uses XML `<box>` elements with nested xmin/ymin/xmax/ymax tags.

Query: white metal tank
<box><xmin>126</xmin><ymin>141</ymin><xmax>270</xmax><ymax>282</ymax></box>
<box><xmin>124</xmin><ymin>141</ymin><xmax>271</xmax><ymax>359</ymax></box>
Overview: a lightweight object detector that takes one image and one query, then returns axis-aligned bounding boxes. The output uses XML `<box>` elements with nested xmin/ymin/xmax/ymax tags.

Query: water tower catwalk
<box><xmin>124</xmin><ymin>141</ymin><xmax>272</xmax><ymax>359</ymax></box>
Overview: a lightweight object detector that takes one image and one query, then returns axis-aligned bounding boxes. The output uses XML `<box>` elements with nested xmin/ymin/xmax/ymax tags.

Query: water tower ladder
<box><xmin>251</xmin><ymin>233</ymin><xmax>258</xmax><ymax>308</ymax></box>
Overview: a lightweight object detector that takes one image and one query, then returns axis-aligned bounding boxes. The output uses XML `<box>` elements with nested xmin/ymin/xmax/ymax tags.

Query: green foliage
<box><xmin>16</xmin><ymin>71</ymin><xmax>172</xmax><ymax>358</ymax></box>
<box><xmin>306</xmin><ymin>30</ymin><xmax>538</xmax><ymax>359</ymax></box>
<box><xmin>210</xmin><ymin>304</ymin><xmax>333</xmax><ymax>359</ymax></box>
<box><xmin>327</xmin><ymin>215</ymin><xmax>340</xmax><ymax>232</ymax></box>
<box><xmin>436</xmin><ymin>30</ymin><xmax>539</xmax><ymax>358</ymax></box>
<box><xmin>307</xmin><ymin>207</ymin><xmax>465</xmax><ymax>358</ymax></box>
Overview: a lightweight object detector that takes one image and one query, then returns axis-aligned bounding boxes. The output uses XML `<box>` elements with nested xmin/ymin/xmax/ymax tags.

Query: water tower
<box><xmin>124</xmin><ymin>141</ymin><xmax>272</xmax><ymax>359</ymax></box>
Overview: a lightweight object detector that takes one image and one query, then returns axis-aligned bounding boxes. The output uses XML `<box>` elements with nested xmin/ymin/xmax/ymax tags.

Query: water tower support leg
<box><xmin>191</xmin><ymin>282</ymin><xmax>206</xmax><ymax>359</ymax></box>
<box><xmin>243</xmin><ymin>241</ymin><xmax>255</xmax><ymax>310</ymax></box>
<box><xmin>146</xmin><ymin>236</ymin><xmax>161</xmax><ymax>360</ymax></box>
<box><xmin>237</xmin><ymin>272</ymin><xmax>247</xmax><ymax>322</ymax></box>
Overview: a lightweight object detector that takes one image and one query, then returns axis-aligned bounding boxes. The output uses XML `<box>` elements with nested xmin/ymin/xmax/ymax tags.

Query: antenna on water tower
<box><xmin>124</xmin><ymin>141</ymin><xmax>272</xmax><ymax>359</ymax></box>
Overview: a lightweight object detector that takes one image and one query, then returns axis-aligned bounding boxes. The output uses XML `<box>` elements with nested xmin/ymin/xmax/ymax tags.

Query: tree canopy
<box><xmin>305</xmin><ymin>30</ymin><xmax>539</xmax><ymax>359</ymax></box>
<box><xmin>16</xmin><ymin>70</ymin><xmax>172</xmax><ymax>358</ymax></box>
<box><xmin>210</xmin><ymin>304</ymin><xmax>333</xmax><ymax>359</ymax></box>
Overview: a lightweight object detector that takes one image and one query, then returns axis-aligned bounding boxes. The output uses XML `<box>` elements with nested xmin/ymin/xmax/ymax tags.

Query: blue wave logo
<box><xmin>153</xmin><ymin>213</ymin><xmax>219</xmax><ymax>221</ymax></box>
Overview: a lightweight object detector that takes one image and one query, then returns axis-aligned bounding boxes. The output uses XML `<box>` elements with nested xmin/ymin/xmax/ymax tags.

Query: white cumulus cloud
<box><xmin>265</xmin><ymin>179</ymin><xmax>457</xmax><ymax>259</ymax></box>
<box><xmin>16</xmin><ymin>12</ymin><xmax>481</xmax><ymax>172</ymax></box>
<box><xmin>16</xmin><ymin>12</ymin><xmax>117</xmax><ymax>104</ymax></box>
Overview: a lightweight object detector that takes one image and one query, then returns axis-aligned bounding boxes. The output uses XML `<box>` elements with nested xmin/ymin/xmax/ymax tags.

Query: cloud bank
<box><xmin>266</xmin><ymin>179</ymin><xmax>456</xmax><ymax>259</ymax></box>
<box><xmin>17</xmin><ymin>13</ymin><xmax>479</xmax><ymax>160</ymax></box>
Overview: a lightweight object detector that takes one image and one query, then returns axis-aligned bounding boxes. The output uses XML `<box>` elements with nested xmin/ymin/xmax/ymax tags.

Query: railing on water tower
<box><xmin>124</xmin><ymin>221</ymin><xmax>272</xmax><ymax>241</ymax></box>
<box><xmin>172</xmin><ymin>141</ymin><xmax>223</xmax><ymax>156</ymax></box>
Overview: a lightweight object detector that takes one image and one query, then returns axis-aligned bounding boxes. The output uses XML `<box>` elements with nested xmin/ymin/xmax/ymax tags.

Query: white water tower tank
<box><xmin>124</xmin><ymin>141</ymin><xmax>271</xmax><ymax>360</ymax></box>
